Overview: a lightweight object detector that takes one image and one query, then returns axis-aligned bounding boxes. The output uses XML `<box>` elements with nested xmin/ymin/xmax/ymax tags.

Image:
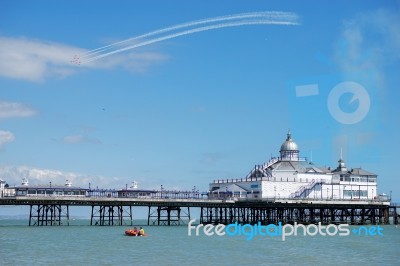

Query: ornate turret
<box><xmin>337</xmin><ymin>158</ymin><xmax>347</xmax><ymax>172</ymax></box>
<box><xmin>21</xmin><ymin>178</ymin><xmax>29</xmax><ymax>186</ymax></box>
<box><xmin>279</xmin><ymin>130</ymin><xmax>299</xmax><ymax>161</ymax></box>
<box><xmin>336</xmin><ymin>149</ymin><xmax>348</xmax><ymax>172</ymax></box>
<box><xmin>130</xmin><ymin>181</ymin><xmax>138</xmax><ymax>189</ymax></box>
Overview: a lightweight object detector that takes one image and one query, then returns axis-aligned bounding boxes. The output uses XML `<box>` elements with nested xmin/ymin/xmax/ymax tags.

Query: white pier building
<box><xmin>209</xmin><ymin>131</ymin><xmax>381</xmax><ymax>201</ymax></box>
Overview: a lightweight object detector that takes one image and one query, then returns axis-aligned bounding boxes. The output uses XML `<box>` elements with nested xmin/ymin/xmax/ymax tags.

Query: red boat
<box><xmin>125</xmin><ymin>228</ymin><xmax>147</xmax><ymax>237</ymax></box>
<box><xmin>125</xmin><ymin>229</ymin><xmax>138</xmax><ymax>236</ymax></box>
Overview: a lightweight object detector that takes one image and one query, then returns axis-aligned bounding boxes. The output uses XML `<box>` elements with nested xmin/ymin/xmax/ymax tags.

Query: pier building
<box><xmin>12</xmin><ymin>178</ymin><xmax>88</xmax><ymax>197</ymax></box>
<box><xmin>209</xmin><ymin>131</ymin><xmax>380</xmax><ymax>201</ymax></box>
<box><xmin>0</xmin><ymin>178</ymin><xmax>5</xmax><ymax>197</ymax></box>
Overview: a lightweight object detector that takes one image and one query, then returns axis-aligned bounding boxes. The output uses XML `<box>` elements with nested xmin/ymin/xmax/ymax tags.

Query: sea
<box><xmin>0</xmin><ymin>217</ymin><xmax>399</xmax><ymax>266</ymax></box>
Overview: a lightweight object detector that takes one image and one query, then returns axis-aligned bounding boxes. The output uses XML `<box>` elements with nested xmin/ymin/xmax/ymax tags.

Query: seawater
<box><xmin>0</xmin><ymin>219</ymin><xmax>399</xmax><ymax>266</ymax></box>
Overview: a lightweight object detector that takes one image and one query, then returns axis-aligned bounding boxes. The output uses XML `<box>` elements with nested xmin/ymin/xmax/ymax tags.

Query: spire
<box><xmin>337</xmin><ymin>148</ymin><xmax>347</xmax><ymax>172</ymax></box>
<box><xmin>287</xmin><ymin>129</ymin><xmax>292</xmax><ymax>140</ymax></box>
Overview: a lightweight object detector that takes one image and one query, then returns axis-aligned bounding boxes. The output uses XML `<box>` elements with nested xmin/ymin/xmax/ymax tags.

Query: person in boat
<box><xmin>133</xmin><ymin>227</ymin><xmax>138</xmax><ymax>236</ymax></box>
<box><xmin>138</xmin><ymin>227</ymin><xmax>145</xmax><ymax>236</ymax></box>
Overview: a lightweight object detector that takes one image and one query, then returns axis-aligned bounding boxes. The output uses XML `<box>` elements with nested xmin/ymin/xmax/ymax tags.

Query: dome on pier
<box><xmin>279</xmin><ymin>130</ymin><xmax>299</xmax><ymax>161</ymax></box>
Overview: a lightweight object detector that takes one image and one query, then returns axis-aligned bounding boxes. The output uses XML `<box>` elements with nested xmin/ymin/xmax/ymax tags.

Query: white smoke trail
<box><xmin>83</xmin><ymin>19</ymin><xmax>296</xmax><ymax>63</ymax></box>
<box><xmin>81</xmin><ymin>11</ymin><xmax>287</xmax><ymax>58</ymax></box>
<box><xmin>77</xmin><ymin>11</ymin><xmax>300</xmax><ymax>64</ymax></box>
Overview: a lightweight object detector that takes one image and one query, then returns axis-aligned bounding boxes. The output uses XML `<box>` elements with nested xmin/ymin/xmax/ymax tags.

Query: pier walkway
<box><xmin>0</xmin><ymin>195</ymin><xmax>398</xmax><ymax>226</ymax></box>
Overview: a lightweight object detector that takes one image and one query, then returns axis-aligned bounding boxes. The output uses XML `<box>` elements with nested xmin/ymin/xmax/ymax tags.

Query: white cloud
<box><xmin>62</xmin><ymin>135</ymin><xmax>84</xmax><ymax>144</ymax></box>
<box><xmin>0</xmin><ymin>36</ymin><xmax>168</xmax><ymax>82</ymax></box>
<box><xmin>0</xmin><ymin>164</ymin><xmax>204</xmax><ymax>191</ymax></box>
<box><xmin>0</xmin><ymin>101</ymin><xmax>36</xmax><ymax>149</ymax></box>
<box><xmin>0</xmin><ymin>130</ymin><xmax>15</xmax><ymax>148</ymax></box>
<box><xmin>0</xmin><ymin>165</ymin><xmax>124</xmax><ymax>189</ymax></box>
<box><xmin>62</xmin><ymin>134</ymin><xmax>101</xmax><ymax>144</ymax></box>
<box><xmin>0</xmin><ymin>101</ymin><xmax>37</xmax><ymax>119</ymax></box>
<box><xmin>0</xmin><ymin>36</ymin><xmax>83</xmax><ymax>82</ymax></box>
<box><xmin>88</xmin><ymin>51</ymin><xmax>169</xmax><ymax>73</ymax></box>
<box><xmin>334</xmin><ymin>8</ymin><xmax>400</xmax><ymax>73</ymax></box>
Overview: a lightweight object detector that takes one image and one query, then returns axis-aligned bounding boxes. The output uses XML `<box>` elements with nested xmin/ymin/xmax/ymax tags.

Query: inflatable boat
<box><xmin>125</xmin><ymin>229</ymin><xmax>147</xmax><ymax>236</ymax></box>
<box><xmin>125</xmin><ymin>229</ymin><xmax>138</xmax><ymax>236</ymax></box>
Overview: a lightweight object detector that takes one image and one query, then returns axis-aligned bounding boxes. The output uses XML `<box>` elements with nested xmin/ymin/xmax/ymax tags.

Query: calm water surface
<box><xmin>0</xmin><ymin>219</ymin><xmax>399</xmax><ymax>265</ymax></box>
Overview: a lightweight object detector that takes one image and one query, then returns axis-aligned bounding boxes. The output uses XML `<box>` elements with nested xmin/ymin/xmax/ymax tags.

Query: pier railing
<box><xmin>212</xmin><ymin>176</ymin><xmax>320</xmax><ymax>184</ymax></box>
<box><xmin>0</xmin><ymin>195</ymin><xmax>391</xmax><ymax>206</ymax></box>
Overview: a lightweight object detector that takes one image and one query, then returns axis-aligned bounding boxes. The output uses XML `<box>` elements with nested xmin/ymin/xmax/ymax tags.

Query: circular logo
<box><xmin>327</xmin><ymin>81</ymin><xmax>370</xmax><ymax>125</ymax></box>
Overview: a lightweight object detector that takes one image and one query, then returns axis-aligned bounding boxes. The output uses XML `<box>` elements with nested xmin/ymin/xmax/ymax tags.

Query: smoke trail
<box><xmin>83</xmin><ymin>19</ymin><xmax>297</xmax><ymax>63</ymax></box>
<box><xmin>81</xmin><ymin>11</ymin><xmax>298</xmax><ymax>58</ymax></box>
<box><xmin>81</xmin><ymin>11</ymin><xmax>285</xmax><ymax>58</ymax></box>
<box><xmin>77</xmin><ymin>11</ymin><xmax>300</xmax><ymax>64</ymax></box>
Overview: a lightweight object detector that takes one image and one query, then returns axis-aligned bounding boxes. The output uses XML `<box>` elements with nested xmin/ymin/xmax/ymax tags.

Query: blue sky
<box><xmin>0</xmin><ymin>1</ymin><xmax>399</xmax><ymax>200</ymax></box>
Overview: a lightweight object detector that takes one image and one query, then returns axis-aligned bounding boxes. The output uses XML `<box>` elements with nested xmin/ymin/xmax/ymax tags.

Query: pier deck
<box><xmin>0</xmin><ymin>196</ymin><xmax>397</xmax><ymax>226</ymax></box>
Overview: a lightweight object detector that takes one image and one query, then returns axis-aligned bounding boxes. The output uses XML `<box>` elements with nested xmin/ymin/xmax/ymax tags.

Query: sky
<box><xmin>0</xmin><ymin>0</ymin><xmax>399</xmax><ymax>201</ymax></box>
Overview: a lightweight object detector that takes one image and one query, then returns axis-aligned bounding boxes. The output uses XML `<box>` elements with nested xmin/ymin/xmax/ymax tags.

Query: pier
<box><xmin>0</xmin><ymin>195</ymin><xmax>398</xmax><ymax>226</ymax></box>
<box><xmin>1</xmin><ymin>132</ymin><xmax>399</xmax><ymax>227</ymax></box>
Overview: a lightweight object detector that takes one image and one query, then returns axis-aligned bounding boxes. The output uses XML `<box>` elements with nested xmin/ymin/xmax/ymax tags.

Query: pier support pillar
<box><xmin>90</xmin><ymin>205</ymin><xmax>132</xmax><ymax>226</ymax></box>
<box><xmin>29</xmin><ymin>204</ymin><xmax>69</xmax><ymax>226</ymax></box>
<box><xmin>383</xmin><ymin>207</ymin><xmax>389</xmax><ymax>224</ymax></box>
<box><xmin>147</xmin><ymin>206</ymin><xmax>190</xmax><ymax>226</ymax></box>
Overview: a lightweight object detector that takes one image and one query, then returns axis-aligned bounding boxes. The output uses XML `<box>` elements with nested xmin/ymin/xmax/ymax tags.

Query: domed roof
<box><xmin>280</xmin><ymin>131</ymin><xmax>299</xmax><ymax>151</ymax></box>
